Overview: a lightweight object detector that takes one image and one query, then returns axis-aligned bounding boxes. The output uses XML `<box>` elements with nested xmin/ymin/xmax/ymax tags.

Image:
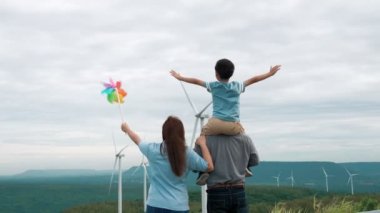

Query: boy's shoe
<box><xmin>245</xmin><ymin>168</ymin><xmax>253</xmax><ymax>177</ymax></box>
<box><xmin>196</xmin><ymin>172</ymin><xmax>209</xmax><ymax>186</ymax></box>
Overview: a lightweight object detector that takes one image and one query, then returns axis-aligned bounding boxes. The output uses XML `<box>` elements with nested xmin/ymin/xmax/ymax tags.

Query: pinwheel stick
<box><xmin>115</xmin><ymin>88</ymin><xmax>125</xmax><ymax>123</ymax></box>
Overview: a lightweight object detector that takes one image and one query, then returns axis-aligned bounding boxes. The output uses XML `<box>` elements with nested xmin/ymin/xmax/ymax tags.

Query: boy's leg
<box><xmin>202</xmin><ymin>118</ymin><xmax>244</xmax><ymax>136</ymax></box>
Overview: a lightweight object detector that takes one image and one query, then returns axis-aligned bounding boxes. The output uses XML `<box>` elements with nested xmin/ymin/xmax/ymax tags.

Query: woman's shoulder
<box><xmin>140</xmin><ymin>141</ymin><xmax>161</xmax><ymax>147</ymax></box>
<box><xmin>139</xmin><ymin>141</ymin><xmax>162</xmax><ymax>152</ymax></box>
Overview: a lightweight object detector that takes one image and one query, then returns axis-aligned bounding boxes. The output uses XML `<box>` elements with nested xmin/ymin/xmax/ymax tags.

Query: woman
<box><xmin>121</xmin><ymin>116</ymin><xmax>214</xmax><ymax>212</ymax></box>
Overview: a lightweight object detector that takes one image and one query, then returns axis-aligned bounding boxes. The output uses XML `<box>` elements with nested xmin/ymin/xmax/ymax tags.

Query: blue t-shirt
<box><xmin>139</xmin><ymin>141</ymin><xmax>208</xmax><ymax>211</ymax></box>
<box><xmin>206</xmin><ymin>81</ymin><xmax>245</xmax><ymax>122</ymax></box>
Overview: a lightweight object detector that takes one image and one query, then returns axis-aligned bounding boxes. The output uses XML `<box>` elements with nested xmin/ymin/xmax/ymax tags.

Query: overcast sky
<box><xmin>1</xmin><ymin>0</ymin><xmax>379</xmax><ymax>175</ymax></box>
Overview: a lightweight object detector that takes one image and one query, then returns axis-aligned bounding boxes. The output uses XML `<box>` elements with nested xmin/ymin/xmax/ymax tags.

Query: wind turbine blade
<box><xmin>197</xmin><ymin>101</ymin><xmax>212</xmax><ymax>115</ymax></box>
<box><xmin>189</xmin><ymin>118</ymin><xmax>199</xmax><ymax>148</ymax></box>
<box><xmin>322</xmin><ymin>167</ymin><xmax>327</xmax><ymax>176</ymax></box>
<box><xmin>118</xmin><ymin>144</ymin><xmax>130</xmax><ymax>155</ymax></box>
<box><xmin>345</xmin><ymin>168</ymin><xmax>351</xmax><ymax>175</ymax></box>
<box><xmin>347</xmin><ymin>177</ymin><xmax>352</xmax><ymax>185</ymax></box>
<box><xmin>112</xmin><ymin>132</ymin><xmax>117</xmax><ymax>155</ymax></box>
<box><xmin>180</xmin><ymin>81</ymin><xmax>198</xmax><ymax>114</ymax></box>
<box><xmin>108</xmin><ymin>157</ymin><xmax>118</xmax><ymax>194</ymax></box>
<box><xmin>131</xmin><ymin>166</ymin><xmax>140</xmax><ymax>176</ymax></box>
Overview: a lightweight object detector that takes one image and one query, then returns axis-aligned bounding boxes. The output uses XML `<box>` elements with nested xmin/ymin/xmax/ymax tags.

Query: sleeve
<box><xmin>246</xmin><ymin>136</ymin><xmax>260</xmax><ymax>167</ymax></box>
<box><xmin>186</xmin><ymin>148</ymin><xmax>208</xmax><ymax>172</ymax></box>
<box><xmin>205</xmin><ymin>82</ymin><xmax>212</xmax><ymax>93</ymax></box>
<box><xmin>239</xmin><ymin>81</ymin><xmax>245</xmax><ymax>93</ymax></box>
<box><xmin>138</xmin><ymin>142</ymin><xmax>150</xmax><ymax>157</ymax></box>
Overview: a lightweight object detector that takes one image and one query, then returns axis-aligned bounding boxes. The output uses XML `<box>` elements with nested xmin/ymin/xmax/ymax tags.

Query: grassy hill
<box><xmin>1</xmin><ymin>179</ymin><xmax>379</xmax><ymax>213</ymax></box>
<box><xmin>63</xmin><ymin>186</ymin><xmax>380</xmax><ymax>213</ymax></box>
<box><xmin>1</xmin><ymin>161</ymin><xmax>380</xmax><ymax>212</ymax></box>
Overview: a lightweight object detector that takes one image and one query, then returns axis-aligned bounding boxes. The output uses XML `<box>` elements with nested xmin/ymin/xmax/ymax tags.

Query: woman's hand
<box><xmin>121</xmin><ymin>122</ymin><xmax>141</xmax><ymax>145</ymax></box>
<box><xmin>121</xmin><ymin>122</ymin><xmax>129</xmax><ymax>133</ymax></box>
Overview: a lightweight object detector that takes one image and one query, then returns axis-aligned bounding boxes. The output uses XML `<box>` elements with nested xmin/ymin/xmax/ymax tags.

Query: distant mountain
<box><xmin>2</xmin><ymin>162</ymin><xmax>380</xmax><ymax>193</ymax></box>
<box><xmin>246</xmin><ymin>161</ymin><xmax>380</xmax><ymax>193</ymax></box>
<box><xmin>340</xmin><ymin>162</ymin><xmax>380</xmax><ymax>176</ymax></box>
<box><xmin>126</xmin><ymin>161</ymin><xmax>380</xmax><ymax>193</ymax></box>
<box><xmin>13</xmin><ymin>169</ymin><xmax>111</xmax><ymax>178</ymax></box>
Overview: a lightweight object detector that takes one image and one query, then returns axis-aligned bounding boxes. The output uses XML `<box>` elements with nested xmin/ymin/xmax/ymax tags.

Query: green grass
<box><xmin>2</xmin><ymin>182</ymin><xmax>380</xmax><ymax>213</ymax></box>
<box><xmin>270</xmin><ymin>195</ymin><xmax>380</xmax><ymax>213</ymax></box>
<box><xmin>64</xmin><ymin>186</ymin><xmax>380</xmax><ymax>213</ymax></box>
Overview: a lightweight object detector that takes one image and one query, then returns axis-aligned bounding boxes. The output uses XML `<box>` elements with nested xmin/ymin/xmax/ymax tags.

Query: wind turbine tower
<box><xmin>322</xmin><ymin>167</ymin><xmax>330</xmax><ymax>192</ymax></box>
<box><xmin>131</xmin><ymin>155</ymin><xmax>149</xmax><ymax>212</ymax></box>
<box><xmin>108</xmin><ymin>134</ymin><xmax>129</xmax><ymax>213</ymax></box>
<box><xmin>273</xmin><ymin>173</ymin><xmax>281</xmax><ymax>188</ymax></box>
<box><xmin>140</xmin><ymin>156</ymin><xmax>149</xmax><ymax>212</ymax></box>
<box><xmin>179</xmin><ymin>81</ymin><xmax>212</xmax><ymax>213</ymax></box>
<box><xmin>142</xmin><ymin>161</ymin><xmax>148</xmax><ymax>212</ymax></box>
<box><xmin>345</xmin><ymin>168</ymin><xmax>358</xmax><ymax>195</ymax></box>
<box><xmin>287</xmin><ymin>170</ymin><xmax>295</xmax><ymax>188</ymax></box>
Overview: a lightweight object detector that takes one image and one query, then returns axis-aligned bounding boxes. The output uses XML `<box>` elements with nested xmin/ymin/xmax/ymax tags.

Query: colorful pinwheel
<box><xmin>101</xmin><ymin>78</ymin><xmax>127</xmax><ymax>122</ymax></box>
<box><xmin>101</xmin><ymin>79</ymin><xmax>127</xmax><ymax>104</ymax></box>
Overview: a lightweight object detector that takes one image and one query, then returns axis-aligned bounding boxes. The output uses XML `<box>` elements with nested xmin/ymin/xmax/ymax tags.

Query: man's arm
<box><xmin>243</xmin><ymin>65</ymin><xmax>281</xmax><ymax>87</ymax></box>
<box><xmin>170</xmin><ymin>70</ymin><xmax>206</xmax><ymax>88</ymax></box>
<box><xmin>245</xmin><ymin>135</ymin><xmax>260</xmax><ymax>167</ymax></box>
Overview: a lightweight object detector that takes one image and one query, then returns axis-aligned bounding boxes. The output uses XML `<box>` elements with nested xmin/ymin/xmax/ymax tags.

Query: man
<box><xmin>195</xmin><ymin>134</ymin><xmax>259</xmax><ymax>213</ymax></box>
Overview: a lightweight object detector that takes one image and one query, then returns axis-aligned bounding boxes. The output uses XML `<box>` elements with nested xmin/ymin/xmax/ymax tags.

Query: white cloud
<box><xmin>0</xmin><ymin>0</ymin><xmax>379</xmax><ymax>175</ymax></box>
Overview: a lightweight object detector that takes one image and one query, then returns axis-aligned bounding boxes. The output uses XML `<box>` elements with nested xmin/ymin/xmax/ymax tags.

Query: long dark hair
<box><xmin>161</xmin><ymin>116</ymin><xmax>186</xmax><ymax>177</ymax></box>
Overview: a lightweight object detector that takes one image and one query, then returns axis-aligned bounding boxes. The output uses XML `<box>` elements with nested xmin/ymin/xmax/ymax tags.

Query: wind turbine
<box><xmin>345</xmin><ymin>168</ymin><xmax>358</xmax><ymax>195</ymax></box>
<box><xmin>142</xmin><ymin>160</ymin><xmax>149</xmax><ymax>212</ymax></box>
<box><xmin>180</xmin><ymin>81</ymin><xmax>212</xmax><ymax>148</ymax></box>
<box><xmin>179</xmin><ymin>81</ymin><xmax>212</xmax><ymax>213</ymax></box>
<box><xmin>273</xmin><ymin>173</ymin><xmax>281</xmax><ymax>188</ymax></box>
<box><xmin>131</xmin><ymin>155</ymin><xmax>149</xmax><ymax>212</ymax></box>
<box><xmin>322</xmin><ymin>167</ymin><xmax>330</xmax><ymax>192</ymax></box>
<box><xmin>108</xmin><ymin>133</ymin><xmax>129</xmax><ymax>213</ymax></box>
<box><xmin>287</xmin><ymin>170</ymin><xmax>295</xmax><ymax>188</ymax></box>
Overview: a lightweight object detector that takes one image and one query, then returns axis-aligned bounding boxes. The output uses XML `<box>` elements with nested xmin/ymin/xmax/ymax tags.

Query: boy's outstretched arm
<box><xmin>170</xmin><ymin>70</ymin><xmax>206</xmax><ymax>87</ymax></box>
<box><xmin>244</xmin><ymin>65</ymin><xmax>281</xmax><ymax>87</ymax></box>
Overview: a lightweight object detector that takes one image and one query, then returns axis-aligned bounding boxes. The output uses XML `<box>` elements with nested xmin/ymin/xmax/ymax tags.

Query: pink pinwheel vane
<box><xmin>101</xmin><ymin>78</ymin><xmax>127</xmax><ymax>122</ymax></box>
<box><xmin>101</xmin><ymin>79</ymin><xmax>127</xmax><ymax>104</ymax></box>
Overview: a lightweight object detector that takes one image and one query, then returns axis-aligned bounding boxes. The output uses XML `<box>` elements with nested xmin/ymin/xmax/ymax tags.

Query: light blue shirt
<box><xmin>139</xmin><ymin>141</ymin><xmax>208</xmax><ymax>211</ymax></box>
<box><xmin>206</xmin><ymin>81</ymin><xmax>245</xmax><ymax>122</ymax></box>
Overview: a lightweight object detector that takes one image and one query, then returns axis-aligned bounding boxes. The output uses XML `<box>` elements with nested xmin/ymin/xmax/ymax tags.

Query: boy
<box><xmin>170</xmin><ymin>59</ymin><xmax>281</xmax><ymax>185</ymax></box>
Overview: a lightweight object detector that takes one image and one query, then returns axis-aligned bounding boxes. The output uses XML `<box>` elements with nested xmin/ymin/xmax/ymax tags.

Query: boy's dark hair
<box><xmin>215</xmin><ymin>58</ymin><xmax>234</xmax><ymax>80</ymax></box>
